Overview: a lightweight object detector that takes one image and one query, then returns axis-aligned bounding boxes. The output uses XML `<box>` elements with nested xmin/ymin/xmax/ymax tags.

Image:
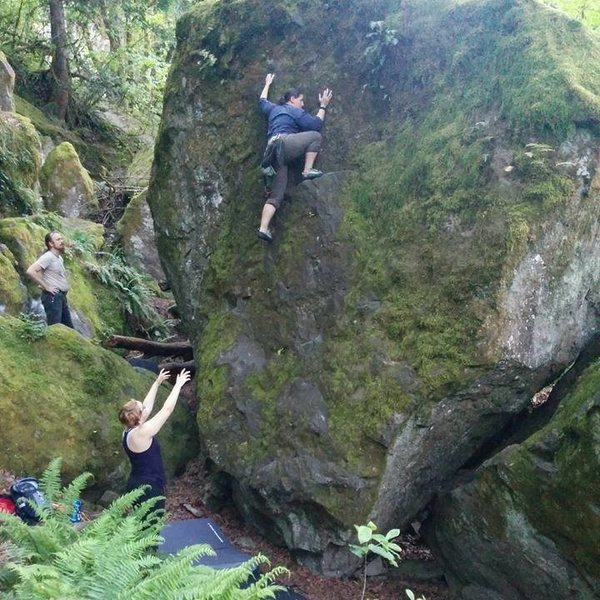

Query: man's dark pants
<box><xmin>41</xmin><ymin>291</ymin><xmax>74</xmax><ymax>328</ymax></box>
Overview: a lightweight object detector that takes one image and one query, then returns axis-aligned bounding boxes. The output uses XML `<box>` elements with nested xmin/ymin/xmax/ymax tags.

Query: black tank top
<box><xmin>122</xmin><ymin>430</ymin><xmax>166</xmax><ymax>488</ymax></box>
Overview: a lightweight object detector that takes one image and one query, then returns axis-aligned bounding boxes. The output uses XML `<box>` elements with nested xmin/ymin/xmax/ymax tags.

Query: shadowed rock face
<box><xmin>148</xmin><ymin>0</ymin><xmax>600</xmax><ymax>576</ymax></box>
<box><xmin>426</xmin><ymin>351</ymin><xmax>600</xmax><ymax>600</ymax></box>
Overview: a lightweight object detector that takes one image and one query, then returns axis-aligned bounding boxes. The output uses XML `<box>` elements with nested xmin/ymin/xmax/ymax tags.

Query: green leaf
<box><xmin>385</xmin><ymin>528</ymin><xmax>400</xmax><ymax>540</ymax></box>
<box><xmin>356</xmin><ymin>525</ymin><xmax>373</xmax><ymax>544</ymax></box>
<box><xmin>406</xmin><ymin>590</ymin><xmax>416</xmax><ymax>600</ymax></box>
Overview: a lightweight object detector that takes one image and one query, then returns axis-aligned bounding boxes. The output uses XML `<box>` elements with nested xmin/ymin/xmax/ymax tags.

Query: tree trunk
<box><xmin>98</xmin><ymin>0</ymin><xmax>122</xmax><ymax>52</ymax></box>
<box><xmin>105</xmin><ymin>334</ymin><xmax>194</xmax><ymax>358</ymax></box>
<box><xmin>49</xmin><ymin>0</ymin><xmax>69</xmax><ymax>121</ymax></box>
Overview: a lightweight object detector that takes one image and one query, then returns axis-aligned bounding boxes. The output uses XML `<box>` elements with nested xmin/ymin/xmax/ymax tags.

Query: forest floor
<box><xmin>166</xmin><ymin>457</ymin><xmax>451</xmax><ymax>600</ymax></box>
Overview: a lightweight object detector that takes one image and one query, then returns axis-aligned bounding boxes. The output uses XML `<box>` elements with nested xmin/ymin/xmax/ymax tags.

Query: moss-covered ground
<box><xmin>0</xmin><ymin>316</ymin><xmax>198</xmax><ymax>486</ymax></box>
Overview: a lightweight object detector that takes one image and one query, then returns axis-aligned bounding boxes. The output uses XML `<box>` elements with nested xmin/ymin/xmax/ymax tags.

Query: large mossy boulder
<box><xmin>40</xmin><ymin>142</ymin><xmax>98</xmax><ymax>219</ymax></box>
<box><xmin>0</xmin><ymin>111</ymin><xmax>42</xmax><ymax>217</ymax></box>
<box><xmin>117</xmin><ymin>190</ymin><xmax>165</xmax><ymax>281</ymax></box>
<box><xmin>426</xmin><ymin>356</ymin><xmax>600</xmax><ymax>600</ymax></box>
<box><xmin>0</xmin><ymin>215</ymin><xmax>124</xmax><ymax>336</ymax></box>
<box><xmin>148</xmin><ymin>0</ymin><xmax>600</xmax><ymax>572</ymax></box>
<box><xmin>0</xmin><ymin>316</ymin><xmax>199</xmax><ymax>489</ymax></box>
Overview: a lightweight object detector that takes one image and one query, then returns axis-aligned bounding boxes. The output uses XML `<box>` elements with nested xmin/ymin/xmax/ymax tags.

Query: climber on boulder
<box><xmin>257</xmin><ymin>73</ymin><xmax>333</xmax><ymax>242</ymax></box>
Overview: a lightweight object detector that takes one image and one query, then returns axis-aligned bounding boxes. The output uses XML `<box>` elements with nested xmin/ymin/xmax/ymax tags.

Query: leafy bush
<box><xmin>0</xmin><ymin>458</ymin><xmax>288</xmax><ymax>599</ymax></box>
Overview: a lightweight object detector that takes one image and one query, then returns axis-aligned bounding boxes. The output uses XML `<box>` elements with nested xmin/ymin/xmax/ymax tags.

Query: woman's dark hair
<box><xmin>279</xmin><ymin>88</ymin><xmax>301</xmax><ymax>104</ymax></box>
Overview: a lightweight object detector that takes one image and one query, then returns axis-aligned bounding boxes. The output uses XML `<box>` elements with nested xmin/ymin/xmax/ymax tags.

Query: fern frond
<box><xmin>38</xmin><ymin>457</ymin><xmax>63</xmax><ymax>505</ymax></box>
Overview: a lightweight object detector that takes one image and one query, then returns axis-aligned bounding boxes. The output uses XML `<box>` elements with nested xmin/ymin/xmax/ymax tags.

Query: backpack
<box><xmin>10</xmin><ymin>477</ymin><xmax>47</xmax><ymax>523</ymax></box>
<box><xmin>260</xmin><ymin>135</ymin><xmax>285</xmax><ymax>188</ymax></box>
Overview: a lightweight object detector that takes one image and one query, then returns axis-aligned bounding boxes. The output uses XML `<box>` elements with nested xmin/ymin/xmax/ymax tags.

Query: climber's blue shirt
<box><xmin>259</xmin><ymin>98</ymin><xmax>323</xmax><ymax>138</ymax></box>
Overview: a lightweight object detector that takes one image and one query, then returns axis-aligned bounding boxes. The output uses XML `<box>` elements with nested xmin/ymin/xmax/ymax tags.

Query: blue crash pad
<box><xmin>159</xmin><ymin>518</ymin><xmax>307</xmax><ymax>599</ymax></box>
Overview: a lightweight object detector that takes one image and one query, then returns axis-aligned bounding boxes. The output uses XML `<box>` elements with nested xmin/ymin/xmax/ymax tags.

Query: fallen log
<box><xmin>105</xmin><ymin>334</ymin><xmax>193</xmax><ymax>358</ymax></box>
<box><xmin>158</xmin><ymin>360</ymin><xmax>196</xmax><ymax>375</ymax></box>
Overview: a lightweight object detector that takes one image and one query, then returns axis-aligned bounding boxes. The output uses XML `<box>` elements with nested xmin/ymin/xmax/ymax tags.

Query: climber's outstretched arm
<box><xmin>260</xmin><ymin>73</ymin><xmax>275</xmax><ymax>99</ymax></box>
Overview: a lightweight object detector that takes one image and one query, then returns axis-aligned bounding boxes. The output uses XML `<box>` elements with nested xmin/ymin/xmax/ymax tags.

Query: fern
<box><xmin>1</xmin><ymin>460</ymin><xmax>290</xmax><ymax>599</ymax></box>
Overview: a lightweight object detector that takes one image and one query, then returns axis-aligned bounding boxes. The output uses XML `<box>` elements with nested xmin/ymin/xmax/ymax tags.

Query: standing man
<box><xmin>26</xmin><ymin>231</ymin><xmax>74</xmax><ymax>328</ymax></box>
<box><xmin>258</xmin><ymin>73</ymin><xmax>333</xmax><ymax>242</ymax></box>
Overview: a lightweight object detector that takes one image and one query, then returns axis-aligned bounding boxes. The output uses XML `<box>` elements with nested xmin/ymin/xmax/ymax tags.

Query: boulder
<box><xmin>147</xmin><ymin>0</ymin><xmax>600</xmax><ymax>572</ymax></box>
<box><xmin>426</xmin><ymin>357</ymin><xmax>600</xmax><ymax>600</ymax></box>
<box><xmin>40</xmin><ymin>142</ymin><xmax>98</xmax><ymax>218</ymax></box>
<box><xmin>0</xmin><ymin>112</ymin><xmax>42</xmax><ymax>216</ymax></box>
<box><xmin>0</xmin><ymin>244</ymin><xmax>26</xmax><ymax>315</ymax></box>
<box><xmin>0</xmin><ymin>51</ymin><xmax>15</xmax><ymax>112</ymax></box>
<box><xmin>117</xmin><ymin>190</ymin><xmax>165</xmax><ymax>280</ymax></box>
<box><xmin>0</xmin><ymin>316</ymin><xmax>199</xmax><ymax>489</ymax></box>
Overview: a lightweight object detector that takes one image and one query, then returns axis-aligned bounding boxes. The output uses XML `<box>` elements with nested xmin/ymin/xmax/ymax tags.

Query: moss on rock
<box><xmin>0</xmin><ymin>245</ymin><xmax>26</xmax><ymax>316</ymax></box>
<box><xmin>149</xmin><ymin>0</ymin><xmax>600</xmax><ymax>565</ymax></box>
<box><xmin>0</xmin><ymin>316</ymin><xmax>199</xmax><ymax>487</ymax></box>
<box><xmin>40</xmin><ymin>142</ymin><xmax>97</xmax><ymax>218</ymax></box>
<box><xmin>0</xmin><ymin>111</ymin><xmax>42</xmax><ymax>217</ymax></box>
<box><xmin>428</xmin><ymin>358</ymin><xmax>600</xmax><ymax>598</ymax></box>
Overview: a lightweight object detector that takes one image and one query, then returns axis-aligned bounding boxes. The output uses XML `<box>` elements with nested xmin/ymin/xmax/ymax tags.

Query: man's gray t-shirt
<box><xmin>35</xmin><ymin>251</ymin><xmax>69</xmax><ymax>292</ymax></box>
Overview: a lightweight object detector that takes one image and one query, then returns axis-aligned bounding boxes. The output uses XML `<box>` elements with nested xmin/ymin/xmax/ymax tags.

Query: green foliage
<box><xmin>349</xmin><ymin>521</ymin><xmax>402</xmax><ymax>567</ymax></box>
<box><xmin>364</xmin><ymin>19</ymin><xmax>399</xmax><ymax>76</ymax></box>
<box><xmin>406</xmin><ymin>590</ymin><xmax>427</xmax><ymax>600</ymax></box>
<box><xmin>349</xmin><ymin>521</ymin><xmax>402</xmax><ymax>600</ymax></box>
<box><xmin>0</xmin><ymin>459</ymin><xmax>288</xmax><ymax>600</ymax></box>
<box><xmin>17</xmin><ymin>312</ymin><xmax>47</xmax><ymax>342</ymax></box>
<box><xmin>85</xmin><ymin>251</ymin><xmax>168</xmax><ymax>338</ymax></box>
<box><xmin>0</xmin><ymin>0</ymin><xmax>196</xmax><ymax>132</ymax></box>
<box><xmin>542</xmin><ymin>0</ymin><xmax>600</xmax><ymax>29</ymax></box>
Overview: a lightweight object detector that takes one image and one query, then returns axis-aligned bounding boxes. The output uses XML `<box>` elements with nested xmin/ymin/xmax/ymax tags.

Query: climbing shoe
<box><xmin>302</xmin><ymin>169</ymin><xmax>323</xmax><ymax>180</ymax></box>
<box><xmin>258</xmin><ymin>228</ymin><xmax>273</xmax><ymax>242</ymax></box>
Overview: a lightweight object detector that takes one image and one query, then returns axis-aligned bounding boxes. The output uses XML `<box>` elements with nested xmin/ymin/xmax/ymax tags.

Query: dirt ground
<box><xmin>166</xmin><ymin>459</ymin><xmax>451</xmax><ymax>600</ymax></box>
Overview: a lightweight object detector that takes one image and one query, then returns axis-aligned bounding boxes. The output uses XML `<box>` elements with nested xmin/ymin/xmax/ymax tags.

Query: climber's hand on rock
<box><xmin>319</xmin><ymin>88</ymin><xmax>333</xmax><ymax>107</ymax></box>
<box><xmin>265</xmin><ymin>73</ymin><xmax>275</xmax><ymax>85</ymax></box>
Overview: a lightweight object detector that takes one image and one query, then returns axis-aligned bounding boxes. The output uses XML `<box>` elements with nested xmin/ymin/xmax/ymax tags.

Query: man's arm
<box><xmin>26</xmin><ymin>259</ymin><xmax>57</xmax><ymax>294</ymax></box>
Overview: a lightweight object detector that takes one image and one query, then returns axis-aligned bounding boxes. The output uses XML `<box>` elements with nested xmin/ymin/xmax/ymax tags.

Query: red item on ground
<box><xmin>0</xmin><ymin>496</ymin><xmax>16</xmax><ymax>514</ymax></box>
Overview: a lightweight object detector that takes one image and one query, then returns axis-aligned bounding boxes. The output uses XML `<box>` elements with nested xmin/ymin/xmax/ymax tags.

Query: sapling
<box><xmin>349</xmin><ymin>521</ymin><xmax>402</xmax><ymax>600</ymax></box>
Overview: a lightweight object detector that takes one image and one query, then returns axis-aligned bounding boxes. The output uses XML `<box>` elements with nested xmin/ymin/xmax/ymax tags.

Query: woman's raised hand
<box><xmin>265</xmin><ymin>73</ymin><xmax>275</xmax><ymax>85</ymax></box>
<box><xmin>175</xmin><ymin>369</ymin><xmax>192</xmax><ymax>388</ymax></box>
<box><xmin>156</xmin><ymin>368</ymin><xmax>171</xmax><ymax>385</ymax></box>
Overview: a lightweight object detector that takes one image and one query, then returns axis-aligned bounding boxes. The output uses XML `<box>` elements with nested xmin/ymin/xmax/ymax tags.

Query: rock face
<box><xmin>0</xmin><ymin>317</ymin><xmax>199</xmax><ymax>489</ymax></box>
<box><xmin>0</xmin><ymin>244</ymin><xmax>26</xmax><ymax>315</ymax></box>
<box><xmin>148</xmin><ymin>0</ymin><xmax>600</xmax><ymax>576</ymax></box>
<box><xmin>40</xmin><ymin>142</ymin><xmax>98</xmax><ymax>218</ymax></box>
<box><xmin>426</xmin><ymin>355</ymin><xmax>600</xmax><ymax>600</ymax></box>
<box><xmin>0</xmin><ymin>111</ymin><xmax>42</xmax><ymax>217</ymax></box>
<box><xmin>117</xmin><ymin>191</ymin><xmax>166</xmax><ymax>281</ymax></box>
<box><xmin>0</xmin><ymin>51</ymin><xmax>15</xmax><ymax>112</ymax></box>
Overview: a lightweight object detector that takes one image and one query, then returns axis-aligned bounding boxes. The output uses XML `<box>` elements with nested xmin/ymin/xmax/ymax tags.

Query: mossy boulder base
<box><xmin>0</xmin><ymin>317</ymin><xmax>199</xmax><ymax>489</ymax></box>
<box><xmin>148</xmin><ymin>0</ymin><xmax>600</xmax><ymax>576</ymax></box>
